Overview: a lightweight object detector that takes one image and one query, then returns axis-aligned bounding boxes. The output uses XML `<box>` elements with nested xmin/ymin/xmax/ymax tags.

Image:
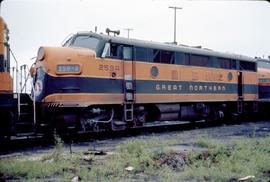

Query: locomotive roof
<box><xmin>76</xmin><ymin>31</ymin><xmax>256</xmax><ymax>62</ymax></box>
<box><xmin>256</xmin><ymin>57</ymin><xmax>270</xmax><ymax>63</ymax></box>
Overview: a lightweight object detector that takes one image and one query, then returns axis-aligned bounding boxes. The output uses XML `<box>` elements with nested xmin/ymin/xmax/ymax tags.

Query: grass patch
<box><xmin>0</xmin><ymin>135</ymin><xmax>269</xmax><ymax>181</ymax></box>
<box><xmin>182</xmin><ymin>136</ymin><xmax>270</xmax><ymax>181</ymax></box>
<box><xmin>0</xmin><ymin>158</ymin><xmax>68</xmax><ymax>180</ymax></box>
<box><xmin>0</xmin><ymin>134</ymin><xmax>82</xmax><ymax>180</ymax></box>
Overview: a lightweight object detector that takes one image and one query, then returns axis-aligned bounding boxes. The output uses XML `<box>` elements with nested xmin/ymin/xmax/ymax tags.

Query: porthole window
<box><xmin>151</xmin><ymin>66</ymin><xmax>159</xmax><ymax>78</ymax></box>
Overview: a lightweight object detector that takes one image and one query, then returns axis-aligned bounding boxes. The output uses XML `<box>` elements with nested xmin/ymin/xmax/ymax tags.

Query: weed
<box><xmin>42</xmin><ymin>133</ymin><xmax>64</xmax><ymax>162</ymax></box>
<box><xmin>182</xmin><ymin>136</ymin><xmax>270</xmax><ymax>182</ymax></box>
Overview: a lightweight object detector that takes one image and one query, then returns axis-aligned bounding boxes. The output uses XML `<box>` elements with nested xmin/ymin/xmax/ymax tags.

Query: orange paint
<box><xmin>0</xmin><ymin>72</ymin><xmax>13</xmax><ymax>93</ymax></box>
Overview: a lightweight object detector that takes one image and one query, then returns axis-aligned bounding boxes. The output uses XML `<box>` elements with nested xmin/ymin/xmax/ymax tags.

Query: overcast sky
<box><xmin>1</xmin><ymin>0</ymin><xmax>270</xmax><ymax>67</ymax></box>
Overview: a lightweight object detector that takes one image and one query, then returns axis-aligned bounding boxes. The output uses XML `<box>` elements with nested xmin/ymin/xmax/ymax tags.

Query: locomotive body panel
<box><xmin>134</xmin><ymin>61</ymin><xmax>257</xmax><ymax>103</ymax></box>
<box><xmin>0</xmin><ymin>72</ymin><xmax>13</xmax><ymax>93</ymax></box>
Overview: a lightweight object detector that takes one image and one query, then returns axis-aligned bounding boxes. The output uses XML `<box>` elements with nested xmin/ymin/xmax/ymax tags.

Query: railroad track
<box><xmin>1</xmin><ymin>118</ymin><xmax>267</xmax><ymax>154</ymax></box>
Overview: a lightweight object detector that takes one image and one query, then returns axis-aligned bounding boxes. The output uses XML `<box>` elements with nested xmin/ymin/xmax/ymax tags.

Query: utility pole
<box><xmin>169</xmin><ymin>6</ymin><xmax>182</xmax><ymax>44</ymax></box>
<box><xmin>124</xmin><ymin>28</ymin><xmax>133</xmax><ymax>38</ymax></box>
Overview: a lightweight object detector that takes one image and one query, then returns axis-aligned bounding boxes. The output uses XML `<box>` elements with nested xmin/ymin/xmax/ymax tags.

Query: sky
<box><xmin>1</xmin><ymin>0</ymin><xmax>270</xmax><ymax>68</ymax></box>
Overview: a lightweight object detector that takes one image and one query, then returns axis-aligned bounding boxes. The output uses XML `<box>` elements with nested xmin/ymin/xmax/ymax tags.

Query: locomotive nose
<box><xmin>32</xmin><ymin>46</ymin><xmax>96</xmax><ymax>102</ymax></box>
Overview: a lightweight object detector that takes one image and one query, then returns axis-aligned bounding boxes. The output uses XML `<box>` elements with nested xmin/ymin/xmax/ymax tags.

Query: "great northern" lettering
<box><xmin>155</xmin><ymin>84</ymin><xmax>226</xmax><ymax>92</ymax></box>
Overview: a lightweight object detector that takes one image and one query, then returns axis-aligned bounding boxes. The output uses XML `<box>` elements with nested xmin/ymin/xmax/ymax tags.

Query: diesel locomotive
<box><xmin>30</xmin><ymin>31</ymin><xmax>259</xmax><ymax>133</ymax></box>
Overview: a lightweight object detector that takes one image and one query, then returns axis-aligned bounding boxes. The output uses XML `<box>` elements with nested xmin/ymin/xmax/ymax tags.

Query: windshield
<box><xmin>258</xmin><ymin>60</ymin><xmax>270</xmax><ymax>70</ymax></box>
<box><xmin>71</xmin><ymin>35</ymin><xmax>100</xmax><ymax>52</ymax></box>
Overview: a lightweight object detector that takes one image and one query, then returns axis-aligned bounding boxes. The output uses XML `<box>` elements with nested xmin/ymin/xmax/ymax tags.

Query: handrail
<box><xmin>24</xmin><ymin>64</ymin><xmax>36</xmax><ymax>129</ymax></box>
<box><xmin>20</xmin><ymin>64</ymin><xmax>29</xmax><ymax>93</ymax></box>
<box><xmin>10</xmin><ymin>48</ymin><xmax>20</xmax><ymax>117</ymax></box>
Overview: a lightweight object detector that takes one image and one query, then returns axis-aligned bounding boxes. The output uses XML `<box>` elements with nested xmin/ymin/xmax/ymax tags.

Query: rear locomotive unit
<box><xmin>31</xmin><ymin>32</ymin><xmax>258</xmax><ymax>133</ymax></box>
<box><xmin>258</xmin><ymin>58</ymin><xmax>270</xmax><ymax>100</ymax></box>
<box><xmin>257</xmin><ymin>58</ymin><xmax>270</xmax><ymax>116</ymax></box>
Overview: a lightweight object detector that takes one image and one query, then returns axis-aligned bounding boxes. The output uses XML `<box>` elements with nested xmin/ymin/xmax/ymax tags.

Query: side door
<box><xmin>237</xmin><ymin>71</ymin><xmax>243</xmax><ymax>98</ymax></box>
<box><xmin>122</xmin><ymin>46</ymin><xmax>135</xmax><ymax>121</ymax></box>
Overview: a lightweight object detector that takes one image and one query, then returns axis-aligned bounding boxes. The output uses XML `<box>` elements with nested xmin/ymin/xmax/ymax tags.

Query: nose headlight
<box><xmin>37</xmin><ymin>47</ymin><xmax>45</xmax><ymax>61</ymax></box>
<box><xmin>56</xmin><ymin>64</ymin><xmax>81</xmax><ymax>74</ymax></box>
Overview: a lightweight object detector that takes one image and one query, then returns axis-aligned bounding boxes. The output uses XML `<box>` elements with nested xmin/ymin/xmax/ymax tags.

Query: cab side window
<box><xmin>102</xmin><ymin>42</ymin><xmax>133</xmax><ymax>60</ymax></box>
<box><xmin>123</xmin><ymin>46</ymin><xmax>133</xmax><ymax>60</ymax></box>
<box><xmin>110</xmin><ymin>43</ymin><xmax>122</xmax><ymax>58</ymax></box>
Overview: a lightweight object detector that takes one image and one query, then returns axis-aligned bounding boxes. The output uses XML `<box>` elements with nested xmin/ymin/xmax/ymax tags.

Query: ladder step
<box><xmin>20</xmin><ymin>112</ymin><xmax>31</xmax><ymax>116</ymax></box>
<box><xmin>124</xmin><ymin>103</ymin><xmax>134</xmax><ymax>121</ymax></box>
<box><xmin>114</xmin><ymin>121</ymin><xmax>126</xmax><ymax>126</ymax></box>
<box><xmin>20</xmin><ymin>103</ymin><xmax>29</xmax><ymax>106</ymax></box>
<box><xmin>16</xmin><ymin>122</ymin><xmax>33</xmax><ymax>125</ymax></box>
<box><xmin>16</xmin><ymin>132</ymin><xmax>35</xmax><ymax>137</ymax></box>
<box><xmin>237</xmin><ymin>101</ymin><xmax>243</xmax><ymax>113</ymax></box>
<box><xmin>39</xmin><ymin>123</ymin><xmax>48</xmax><ymax>127</ymax></box>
